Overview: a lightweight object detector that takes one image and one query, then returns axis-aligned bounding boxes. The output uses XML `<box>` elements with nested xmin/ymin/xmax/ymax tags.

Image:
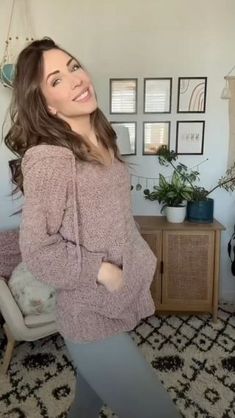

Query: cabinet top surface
<box><xmin>134</xmin><ymin>216</ymin><xmax>225</xmax><ymax>231</ymax></box>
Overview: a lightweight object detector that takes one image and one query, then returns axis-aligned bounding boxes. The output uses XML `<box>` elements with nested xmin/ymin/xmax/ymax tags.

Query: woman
<box><xmin>4</xmin><ymin>38</ymin><xmax>181</xmax><ymax>418</ymax></box>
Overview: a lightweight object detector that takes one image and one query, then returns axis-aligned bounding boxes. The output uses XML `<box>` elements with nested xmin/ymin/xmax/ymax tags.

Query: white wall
<box><xmin>0</xmin><ymin>0</ymin><xmax>235</xmax><ymax>301</ymax></box>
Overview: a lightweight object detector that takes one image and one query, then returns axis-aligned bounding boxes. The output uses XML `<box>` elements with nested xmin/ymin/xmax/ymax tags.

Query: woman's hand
<box><xmin>97</xmin><ymin>262</ymin><xmax>124</xmax><ymax>292</ymax></box>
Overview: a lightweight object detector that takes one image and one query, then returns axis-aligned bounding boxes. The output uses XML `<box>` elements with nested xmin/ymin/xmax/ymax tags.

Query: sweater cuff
<box><xmin>79</xmin><ymin>246</ymin><xmax>106</xmax><ymax>289</ymax></box>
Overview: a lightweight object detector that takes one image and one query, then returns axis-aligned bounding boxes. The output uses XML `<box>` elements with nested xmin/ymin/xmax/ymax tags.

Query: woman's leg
<box><xmin>65</xmin><ymin>360</ymin><xmax>104</xmax><ymax>417</ymax></box>
<box><xmin>65</xmin><ymin>332</ymin><xmax>182</xmax><ymax>418</ymax></box>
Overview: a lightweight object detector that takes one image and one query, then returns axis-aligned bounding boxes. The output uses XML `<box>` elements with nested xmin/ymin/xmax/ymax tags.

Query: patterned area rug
<box><xmin>0</xmin><ymin>305</ymin><xmax>234</xmax><ymax>418</ymax></box>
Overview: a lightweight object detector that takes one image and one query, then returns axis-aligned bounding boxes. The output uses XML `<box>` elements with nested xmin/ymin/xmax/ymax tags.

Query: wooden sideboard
<box><xmin>134</xmin><ymin>215</ymin><xmax>225</xmax><ymax>323</ymax></box>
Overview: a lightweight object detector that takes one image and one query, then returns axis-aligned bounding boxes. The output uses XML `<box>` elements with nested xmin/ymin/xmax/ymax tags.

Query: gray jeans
<box><xmin>64</xmin><ymin>332</ymin><xmax>182</xmax><ymax>418</ymax></box>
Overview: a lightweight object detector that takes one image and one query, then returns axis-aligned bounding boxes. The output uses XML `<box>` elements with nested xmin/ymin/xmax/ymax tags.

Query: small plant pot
<box><xmin>187</xmin><ymin>198</ymin><xmax>214</xmax><ymax>223</ymax></box>
<box><xmin>165</xmin><ymin>206</ymin><xmax>186</xmax><ymax>223</ymax></box>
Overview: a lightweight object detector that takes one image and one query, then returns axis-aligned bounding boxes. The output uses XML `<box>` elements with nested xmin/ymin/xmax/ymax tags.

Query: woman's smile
<box><xmin>72</xmin><ymin>87</ymin><xmax>91</xmax><ymax>102</ymax></box>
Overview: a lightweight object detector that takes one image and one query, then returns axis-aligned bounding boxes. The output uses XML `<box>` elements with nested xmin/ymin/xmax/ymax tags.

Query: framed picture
<box><xmin>110</xmin><ymin>79</ymin><xmax>137</xmax><ymax>114</ymax></box>
<box><xmin>176</xmin><ymin>121</ymin><xmax>205</xmax><ymax>155</ymax></box>
<box><xmin>177</xmin><ymin>77</ymin><xmax>207</xmax><ymax>113</ymax></box>
<box><xmin>144</xmin><ymin>78</ymin><xmax>172</xmax><ymax>113</ymax></box>
<box><xmin>111</xmin><ymin>122</ymin><xmax>137</xmax><ymax>155</ymax></box>
<box><xmin>143</xmin><ymin>121</ymin><xmax>170</xmax><ymax>155</ymax></box>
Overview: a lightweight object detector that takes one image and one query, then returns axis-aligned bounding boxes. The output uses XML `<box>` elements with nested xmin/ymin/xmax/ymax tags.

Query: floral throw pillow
<box><xmin>8</xmin><ymin>262</ymin><xmax>56</xmax><ymax>315</ymax></box>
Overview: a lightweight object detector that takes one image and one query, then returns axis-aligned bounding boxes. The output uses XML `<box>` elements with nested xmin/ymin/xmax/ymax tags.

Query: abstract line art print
<box><xmin>177</xmin><ymin>77</ymin><xmax>207</xmax><ymax>113</ymax></box>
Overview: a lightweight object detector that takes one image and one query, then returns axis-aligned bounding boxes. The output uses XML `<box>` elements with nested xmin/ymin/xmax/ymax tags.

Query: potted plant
<box><xmin>143</xmin><ymin>165</ymin><xmax>194</xmax><ymax>223</ymax></box>
<box><xmin>149</xmin><ymin>146</ymin><xmax>235</xmax><ymax>223</ymax></box>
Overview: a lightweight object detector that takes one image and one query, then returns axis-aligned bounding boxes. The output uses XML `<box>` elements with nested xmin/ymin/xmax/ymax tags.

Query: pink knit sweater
<box><xmin>19</xmin><ymin>145</ymin><xmax>157</xmax><ymax>342</ymax></box>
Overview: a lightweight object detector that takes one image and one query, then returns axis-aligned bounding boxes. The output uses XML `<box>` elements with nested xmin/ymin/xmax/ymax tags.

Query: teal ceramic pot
<box><xmin>187</xmin><ymin>198</ymin><xmax>214</xmax><ymax>223</ymax></box>
<box><xmin>0</xmin><ymin>63</ymin><xmax>15</xmax><ymax>88</ymax></box>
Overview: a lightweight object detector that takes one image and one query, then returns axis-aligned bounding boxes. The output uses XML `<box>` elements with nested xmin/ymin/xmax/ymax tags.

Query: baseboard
<box><xmin>219</xmin><ymin>293</ymin><xmax>235</xmax><ymax>305</ymax></box>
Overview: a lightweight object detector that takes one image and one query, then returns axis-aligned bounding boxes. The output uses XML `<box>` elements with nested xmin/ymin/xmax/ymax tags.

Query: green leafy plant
<box><xmin>144</xmin><ymin>171</ymin><xmax>193</xmax><ymax>212</ymax></box>
<box><xmin>143</xmin><ymin>146</ymin><xmax>235</xmax><ymax>206</ymax></box>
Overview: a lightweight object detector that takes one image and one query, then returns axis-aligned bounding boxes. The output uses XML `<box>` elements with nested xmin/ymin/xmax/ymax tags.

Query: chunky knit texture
<box><xmin>0</xmin><ymin>229</ymin><xmax>21</xmax><ymax>279</ymax></box>
<box><xmin>19</xmin><ymin>145</ymin><xmax>157</xmax><ymax>342</ymax></box>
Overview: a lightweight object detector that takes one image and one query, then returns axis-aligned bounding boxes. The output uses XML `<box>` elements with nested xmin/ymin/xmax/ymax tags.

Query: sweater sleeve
<box><xmin>19</xmin><ymin>156</ymin><xmax>105</xmax><ymax>290</ymax></box>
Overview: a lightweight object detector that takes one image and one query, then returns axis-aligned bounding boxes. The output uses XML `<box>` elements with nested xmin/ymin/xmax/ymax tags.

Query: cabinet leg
<box><xmin>212</xmin><ymin>231</ymin><xmax>221</xmax><ymax>325</ymax></box>
<box><xmin>212</xmin><ymin>307</ymin><xmax>218</xmax><ymax>324</ymax></box>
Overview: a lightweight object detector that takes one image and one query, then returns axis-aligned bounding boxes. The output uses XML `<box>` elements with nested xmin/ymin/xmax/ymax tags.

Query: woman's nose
<box><xmin>70</xmin><ymin>74</ymin><xmax>82</xmax><ymax>89</ymax></box>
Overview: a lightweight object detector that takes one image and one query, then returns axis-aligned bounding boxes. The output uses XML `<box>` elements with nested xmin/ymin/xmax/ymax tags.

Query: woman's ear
<box><xmin>48</xmin><ymin>105</ymin><xmax>57</xmax><ymax>116</ymax></box>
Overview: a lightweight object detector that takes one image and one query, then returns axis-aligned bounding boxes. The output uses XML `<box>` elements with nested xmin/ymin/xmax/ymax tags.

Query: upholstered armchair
<box><xmin>0</xmin><ymin>229</ymin><xmax>57</xmax><ymax>373</ymax></box>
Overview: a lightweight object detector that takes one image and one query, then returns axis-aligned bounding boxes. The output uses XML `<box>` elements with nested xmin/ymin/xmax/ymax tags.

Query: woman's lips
<box><xmin>73</xmin><ymin>88</ymin><xmax>91</xmax><ymax>102</ymax></box>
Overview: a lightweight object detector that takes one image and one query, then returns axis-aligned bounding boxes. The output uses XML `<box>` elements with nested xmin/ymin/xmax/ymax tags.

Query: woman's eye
<box><xmin>52</xmin><ymin>79</ymin><xmax>61</xmax><ymax>87</ymax></box>
<box><xmin>72</xmin><ymin>63</ymin><xmax>80</xmax><ymax>71</ymax></box>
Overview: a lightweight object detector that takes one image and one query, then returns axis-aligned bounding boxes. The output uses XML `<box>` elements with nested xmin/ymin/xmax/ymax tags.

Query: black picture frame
<box><xmin>109</xmin><ymin>78</ymin><xmax>138</xmax><ymax>114</ymax></box>
<box><xmin>143</xmin><ymin>121</ymin><xmax>170</xmax><ymax>155</ymax></box>
<box><xmin>176</xmin><ymin>121</ymin><xmax>205</xmax><ymax>155</ymax></box>
<box><xmin>144</xmin><ymin>78</ymin><xmax>172</xmax><ymax>113</ymax></box>
<box><xmin>110</xmin><ymin>121</ymin><xmax>137</xmax><ymax>155</ymax></box>
<box><xmin>177</xmin><ymin>77</ymin><xmax>207</xmax><ymax>113</ymax></box>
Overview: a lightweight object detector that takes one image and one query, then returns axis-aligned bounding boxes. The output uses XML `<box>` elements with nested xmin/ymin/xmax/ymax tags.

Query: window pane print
<box><xmin>124</xmin><ymin>123</ymin><xmax>136</xmax><ymax>153</ymax></box>
<box><xmin>144</xmin><ymin>79</ymin><xmax>172</xmax><ymax>113</ymax></box>
<box><xmin>111</xmin><ymin>122</ymin><xmax>136</xmax><ymax>154</ymax></box>
<box><xmin>110</xmin><ymin>79</ymin><xmax>137</xmax><ymax>113</ymax></box>
<box><xmin>143</xmin><ymin>122</ymin><xmax>170</xmax><ymax>154</ymax></box>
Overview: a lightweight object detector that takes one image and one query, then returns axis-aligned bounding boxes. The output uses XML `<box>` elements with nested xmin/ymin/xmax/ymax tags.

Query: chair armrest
<box><xmin>0</xmin><ymin>277</ymin><xmax>57</xmax><ymax>341</ymax></box>
<box><xmin>0</xmin><ymin>276</ymin><xmax>25</xmax><ymax>329</ymax></box>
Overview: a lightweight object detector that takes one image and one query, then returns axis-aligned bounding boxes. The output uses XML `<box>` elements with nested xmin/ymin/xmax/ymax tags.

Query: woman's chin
<box><xmin>80</xmin><ymin>102</ymin><xmax>98</xmax><ymax>115</ymax></box>
<box><xmin>74</xmin><ymin>99</ymin><xmax>98</xmax><ymax>115</ymax></box>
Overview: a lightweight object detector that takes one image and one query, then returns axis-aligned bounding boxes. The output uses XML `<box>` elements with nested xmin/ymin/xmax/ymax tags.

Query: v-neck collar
<box><xmin>91</xmin><ymin>141</ymin><xmax>114</xmax><ymax>168</ymax></box>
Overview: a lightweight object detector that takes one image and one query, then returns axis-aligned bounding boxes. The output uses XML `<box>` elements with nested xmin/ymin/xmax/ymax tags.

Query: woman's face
<box><xmin>40</xmin><ymin>48</ymin><xmax>97</xmax><ymax>121</ymax></box>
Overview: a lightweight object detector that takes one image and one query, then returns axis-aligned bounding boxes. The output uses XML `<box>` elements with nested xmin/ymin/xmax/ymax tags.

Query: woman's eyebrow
<box><xmin>46</xmin><ymin>57</ymin><xmax>75</xmax><ymax>82</ymax></box>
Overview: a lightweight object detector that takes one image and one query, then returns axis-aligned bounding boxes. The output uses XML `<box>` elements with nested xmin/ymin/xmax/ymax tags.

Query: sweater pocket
<box><xmin>95</xmin><ymin>237</ymin><xmax>157</xmax><ymax>318</ymax></box>
<box><xmin>57</xmin><ymin>239</ymin><xmax>157</xmax><ymax>320</ymax></box>
<box><xmin>79</xmin><ymin>245</ymin><xmax>107</xmax><ymax>289</ymax></box>
<box><xmin>56</xmin><ymin>247</ymin><xmax>107</xmax><ymax>315</ymax></box>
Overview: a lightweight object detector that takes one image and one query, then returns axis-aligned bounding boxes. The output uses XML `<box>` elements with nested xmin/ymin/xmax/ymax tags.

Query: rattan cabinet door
<box><xmin>142</xmin><ymin>231</ymin><xmax>162</xmax><ymax>307</ymax></box>
<box><xmin>162</xmin><ymin>230</ymin><xmax>214</xmax><ymax>310</ymax></box>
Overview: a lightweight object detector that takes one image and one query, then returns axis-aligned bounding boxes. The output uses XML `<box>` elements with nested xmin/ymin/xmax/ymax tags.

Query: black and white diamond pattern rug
<box><xmin>0</xmin><ymin>304</ymin><xmax>234</xmax><ymax>418</ymax></box>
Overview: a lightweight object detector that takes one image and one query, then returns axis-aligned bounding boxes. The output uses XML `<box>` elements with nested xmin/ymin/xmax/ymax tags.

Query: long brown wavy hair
<box><xmin>4</xmin><ymin>38</ymin><xmax>134</xmax><ymax>207</ymax></box>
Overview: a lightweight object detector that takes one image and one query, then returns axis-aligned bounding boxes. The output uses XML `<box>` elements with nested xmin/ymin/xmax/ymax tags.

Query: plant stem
<box><xmin>207</xmin><ymin>175</ymin><xmax>235</xmax><ymax>195</ymax></box>
<box><xmin>168</xmin><ymin>160</ymin><xmax>197</xmax><ymax>190</ymax></box>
